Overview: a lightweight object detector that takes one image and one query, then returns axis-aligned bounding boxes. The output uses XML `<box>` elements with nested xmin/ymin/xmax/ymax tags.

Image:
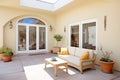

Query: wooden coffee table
<box><xmin>45</xmin><ymin>57</ymin><xmax>68</xmax><ymax>76</ymax></box>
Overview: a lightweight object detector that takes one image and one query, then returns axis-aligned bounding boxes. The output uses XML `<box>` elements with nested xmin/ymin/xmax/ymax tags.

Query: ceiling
<box><xmin>20</xmin><ymin>0</ymin><xmax>73</xmax><ymax>11</ymax></box>
<box><xmin>0</xmin><ymin>0</ymin><xmax>101</xmax><ymax>14</ymax></box>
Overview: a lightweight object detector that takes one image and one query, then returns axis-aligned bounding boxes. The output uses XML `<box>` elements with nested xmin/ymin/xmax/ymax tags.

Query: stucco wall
<box><xmin>0</xmin><ymin>7</ymin><xmax>55</xmax><ymax>52</ymax></box>
<box><xmin>0</xmin><ymin>0</ymin><xmax>120</xmax><ymax>71</ymax></box>
<box><xmin>55</xmin><ymin>0</ymin><xmax>120</xmax><ymax>71</ymax></box>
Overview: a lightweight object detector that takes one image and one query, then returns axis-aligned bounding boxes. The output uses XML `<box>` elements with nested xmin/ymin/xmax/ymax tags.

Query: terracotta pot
<box><xmin>2</xmin><ymin>56</ymin><xmax>12</xmax><ymax>62</ymax></box>
<box><xmin>99</xmin><ymin>60</ymin><xmax>114</xmax><ymax>73</ymax></box>
<box><xmin>0</xmin><ymin>54</ymin><xmax>3</xmax><ymax>60</ymax></box>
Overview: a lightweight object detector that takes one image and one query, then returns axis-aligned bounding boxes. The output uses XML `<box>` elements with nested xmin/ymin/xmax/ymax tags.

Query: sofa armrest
<box><xmin>80</xmin><ymin>59</ymin><xmax>94</xmax><ymax>63</ymax></box>
<box><xmin>80</xmin><ymin>57</ymin><xmax>96</xmax><ymax>66</ymax></box>
<box><xmin>81</xmin><ymin>59</ymin><xmax>94</xmax><ymax>62</ymax></box>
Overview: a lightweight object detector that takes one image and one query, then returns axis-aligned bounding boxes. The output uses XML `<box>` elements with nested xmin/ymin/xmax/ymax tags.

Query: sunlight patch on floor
<box><xmin>68</xmin><ymin>69</ymin><xmax>77</xmax><ymax>75</ymax></box>
<box><xmin>24</xmin><ymin>64</ymin><xmax>54</xmax><ymax>80</ymax></box>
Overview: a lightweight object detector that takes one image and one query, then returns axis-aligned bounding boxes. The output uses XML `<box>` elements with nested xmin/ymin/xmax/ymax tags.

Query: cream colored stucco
<box><xmin>0</xmin><ymin>0</ymin><xmax>120</xmax><ymax>71</ymax></box>
<box><xmin>0</xmin><ymin>7</ymin><xmax>55</xmax><ymax>53</ymax></box>
<box><xmin>55</xmin><ymin>0</ymin><xmax>120</xmax><ymax>71</ymax></box>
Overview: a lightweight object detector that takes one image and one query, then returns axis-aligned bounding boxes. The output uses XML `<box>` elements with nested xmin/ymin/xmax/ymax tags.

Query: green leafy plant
<box><xmin>99</xmin><ymin>47</ymin><xmax>113</xmax><ymax>62</ymax></box>
<box><xmin>54</xmin><ymin>34</ymin><xmax>62</xmax><ymax>46</ymax></box>
<box><xmin>0</xmin><ymin>47</ymin><xmax>13</xmax><ymax>57</ymax></box>
<box><xmin>0</xmin><ymin>47</ymin><xmax>4</xmax><ymax>54</ymax></box>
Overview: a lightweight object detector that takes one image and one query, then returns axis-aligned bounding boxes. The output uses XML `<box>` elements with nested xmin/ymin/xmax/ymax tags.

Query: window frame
<box><xmin>68</xmin><ymin>18</ymin><xmax>98</xmax><ymax>50</ymax></box>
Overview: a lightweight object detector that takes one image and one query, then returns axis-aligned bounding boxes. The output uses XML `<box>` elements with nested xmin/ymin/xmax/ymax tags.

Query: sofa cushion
<box><xmin>74</xmin><ymin>48</ymin><xmax>84</xmax><ymax>57</ymax></box>
<box><xmin>80</xmin><ymin>51</ymin><xmax>89</xmax><ymax>60</ymax></box>
<box><xmin>68</xmin><ymin>47</ymin><xmax>75</xmax><ymax>55</ymax></box>
<box><xmin>75</xmin><ymin>48</ymin><xmax>94</xmax><ymax>59</ymax></box>
<box><xmin>58</xmin><ymin>55</ymin><xmax>80</xmax><ymax>66</ymax></box>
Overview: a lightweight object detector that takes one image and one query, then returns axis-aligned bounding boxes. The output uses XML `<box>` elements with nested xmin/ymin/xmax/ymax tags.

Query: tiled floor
<box><xmin>0</xmin><ymin>53</ymin><xmax>120</xmax><ymax>80</ymax></box>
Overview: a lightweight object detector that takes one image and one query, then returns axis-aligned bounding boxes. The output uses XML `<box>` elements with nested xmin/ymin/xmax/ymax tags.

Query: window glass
<box><xmin>18</xmin><ymin>25</ymin><xmax>26</xmax><ymax>51</ymax></box>
<box><xmin>18</xmin><ymin>18</ymin><xmax>45</xmax><ymax>25</ymax></box>
<box><xmin>29</xmin><ymin>26</ymin><xmax>36</xmax><ymax>50</ymax></box>
<box><xmin>39</xmin><ymin>27</ymin><xmax>46</xmax><ymax>49</ymax></box>
<box><xmin>82</xmin><ymin>22</ymin><xmax>96</xmax><ymax>50</ymax></box>
<box><xmin>70</xmin><ymin>25</ymin><xmax>79</xmax><ymax>47</ymax></box>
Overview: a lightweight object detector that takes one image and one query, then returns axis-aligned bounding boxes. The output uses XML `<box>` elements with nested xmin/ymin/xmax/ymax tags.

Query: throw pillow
<box><xmin>60</xmin><ymin>48</ymin><xmax>68</xmax><ymax>55</ymax></box>
<box><xmin>80</xmin><ymin>51</ymin><xmax>89</xmax><ymax>60</ymax></box>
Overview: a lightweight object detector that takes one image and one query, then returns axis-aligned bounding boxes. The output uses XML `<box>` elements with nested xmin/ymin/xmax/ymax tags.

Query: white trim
<box><xmin>16</xmin><ymin>24</ymin><xmax>18</xmax><ymax>53</ymax></box>
<box><xmin>68</xmin><ymin>22</ymin><xmax>80</xmax><ymax>48</ymax></box>
<box><xmin>39</xmin><ymin>0</ymin><xmax>58</xmax><ymax>4</ymax></box>
<box><xmin>79</xmin><ymin>23</ymin><xmax>82</xmax><ymax>48</ymax></box>
<box><xmin>26</xmin><ymin>25</ymin><xmax>29</xmax><ymax>52</ymax></box>
<box><xmin>45</xmin><ymin>24</ymin><xmax>48</xmax><ymax>52</ymax></box>
<box><xmin>81</xmin><ymin>18</ymin><xmax>97</xmax><ymax>50</ymax></box>
<box><xmin>36</xmin><ymin>26</ymin><xmax>39</xmax><ymax>50</ymax></box>
<box><xmin>16</xmin><ymin>17</ymin><xmax>48</xmax><ymax>54</ymax></box>
<box><xmin>94</xmin><ymin>19</ymin><xmax>98</xmax><ymax>51</ymax></box>
<box><xmin>18</xmin><ymin>23</ymin><xmax>45</xmax><ymax>27</ymax></box>
<box><xmin>81</xmin><ymin>18</ymin><xmax>97</xmax><ymax>25</ymax></box>
<box><xmin>16</xmin><ymin>16</ymin><xmax>48</xmax><ymax>26</ymax></box>
<box><xmin>68</xmin><ymin>18</ymin><xmax>97</xmax><ymax>50</ymax></box>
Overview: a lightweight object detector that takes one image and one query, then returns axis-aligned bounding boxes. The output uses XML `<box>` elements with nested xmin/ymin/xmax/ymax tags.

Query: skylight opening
<box><xmin>20</xmin><ymin>0</ymin><xmax>74</xmax><ymax>11</ymax></box>
<box><xmin>39</xmin><ymin>0</ymin><xmax>58</xmax><ymax>4</ymax></box>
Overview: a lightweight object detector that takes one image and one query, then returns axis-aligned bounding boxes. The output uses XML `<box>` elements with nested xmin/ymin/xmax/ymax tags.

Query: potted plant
<box><xmin>54</xmin><ymin>34</ymin><xmax>63</xmax><ymax>47</ymax></box>
<box><xmin>0</xmin><ymin>48</ymin><xmax>3</xmax><ymax>60</ymax></box>
<box><xmin>0</xmin><ymin>47</ymin><xmax>5</xmax><ymax>60</ymax></box>
<box><xmin>99</xmin><ymin>48</ymin><xmax>114</xmax><ymax>73</ymax></box>
<box><xmin>0</xmin><ymin>47</ymin><xmax>13</xmax><ymax>62</ymax></box>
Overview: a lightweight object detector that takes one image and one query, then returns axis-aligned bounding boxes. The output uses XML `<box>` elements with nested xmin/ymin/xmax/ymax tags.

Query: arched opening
<box><xmin>17</xmin><ymin>17</ymin><xmax>47</xmax><ymax>53</ymax></box>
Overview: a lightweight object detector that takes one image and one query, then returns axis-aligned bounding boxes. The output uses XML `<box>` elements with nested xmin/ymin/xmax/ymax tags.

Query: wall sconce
<box><xmin>49</xmin><ymin>25</ymin><xmax>53</xmax><ymax>31</ymax></box>
<box><xmin>9</xmin><ymin>21</ymin><xmax>13</xmax><ymax>29</ymax></box>
<box><xmin>64</xmin><ymin>26</ymin><xmax>66</xmax><ymax>32</ymax></box>
<box><xmin>104</xmin><ymin>16</ymin><xmax>107</xmax><ymax>31</ymax></box>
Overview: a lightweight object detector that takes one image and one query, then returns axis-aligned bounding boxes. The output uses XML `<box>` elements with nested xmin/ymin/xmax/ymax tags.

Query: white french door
<box><xmin>16</xmin><ymin>23</ymin><xmax>47</xmax><ymax>53</ymax></box>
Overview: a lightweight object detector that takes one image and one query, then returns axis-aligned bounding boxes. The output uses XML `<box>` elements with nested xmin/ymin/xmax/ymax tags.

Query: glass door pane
<box><xmin>29</xmin><ymin>26</ymin><xmax>36</xmax><ymax>50</ymax></box>
<box><xmin>70</xmin><ymin>25</ymin><xmax>79</xmax><ymax>47</ymax></box>
<box><xmin>82</xmin><ymin>22</ymin><xmax>96</xmax><ymax>50</ymax></box>
<box><xmin>18</xmin><ymin>25</ymin><xmax>26</xmax><ymax>51</ymax></box>
<box><xmin>39</xmin><ymin>27</ymin><xmax>46</xmax><ymax>49</ymax></box>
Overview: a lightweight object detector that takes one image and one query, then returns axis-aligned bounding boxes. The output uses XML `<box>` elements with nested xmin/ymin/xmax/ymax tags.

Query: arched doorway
<box><xmin>16</xmin><ymin>17</ymin><xmax>47</xmax><ymax>53</ymax></box>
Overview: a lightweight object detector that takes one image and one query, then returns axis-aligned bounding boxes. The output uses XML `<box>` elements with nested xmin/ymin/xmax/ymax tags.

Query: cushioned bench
<box><xmin>58</xmin><ymin>47</ymin><xmax>96</xmax><ymax>73</ymax></box>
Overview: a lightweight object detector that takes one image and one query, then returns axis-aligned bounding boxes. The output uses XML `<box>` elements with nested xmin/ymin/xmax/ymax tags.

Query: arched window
<box><xmin>18</xmin><ymin>18</ymin><xmax>45</xmax><ymax>25</ymax></box>
<box><xmin>17</xmin><ymin>17</ymin><xmax>47</xmax><ymax>53</ymax></box>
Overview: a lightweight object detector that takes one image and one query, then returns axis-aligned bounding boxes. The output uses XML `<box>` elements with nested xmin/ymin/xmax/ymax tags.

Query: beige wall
<box><xmin>55</xmin><ymin>0</ymin><xmax>120</xmax><ymax>71</ymax></box>
<box><xmin>0</xmin><ymin>0</ymin><xmax>120</xmax><ymax>71</ymax></box>
<box><xmin>0</xmin><ymin>6</ymin><xmax>55</xmax><ymax>52</ymax></box>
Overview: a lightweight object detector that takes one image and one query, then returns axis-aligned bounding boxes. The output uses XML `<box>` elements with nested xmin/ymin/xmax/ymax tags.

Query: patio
<box><xmin>0</xmin><ymin>53</ymin><xmax>120</xmax><ymax>80</ymax></box>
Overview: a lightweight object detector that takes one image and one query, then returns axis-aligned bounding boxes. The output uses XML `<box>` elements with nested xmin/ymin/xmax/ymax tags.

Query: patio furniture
<box><xmin>58</xmin><ymin>47</ymin><xmax>96</xmax><ymax>73</ymax></box>
<box><xmin>45</xmin><ymin>57</ymin><xmax>68</xmax><ymax>76</ymax></box>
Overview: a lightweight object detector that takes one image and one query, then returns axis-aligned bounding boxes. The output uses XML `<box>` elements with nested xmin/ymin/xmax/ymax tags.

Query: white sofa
<box><xmin>58</xmin><ymin>47</ymin><xmax>96</xmax><ymax>73</ymax></box>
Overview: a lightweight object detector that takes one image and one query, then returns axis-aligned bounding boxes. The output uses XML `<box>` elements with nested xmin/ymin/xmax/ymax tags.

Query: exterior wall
<box><xmin>55</xmin><ymin>0</ymin><xmax>120</xmax><ymax>71</ymax></box>
<box><xmin>0</xmin><ymin>0</ymin><xmax>120</xmax><ymax>71</ymax></box>
<box><xmin>0</xmin><ymin>7</ymin><xmax>55</xmax><ymax>53</ymax></box>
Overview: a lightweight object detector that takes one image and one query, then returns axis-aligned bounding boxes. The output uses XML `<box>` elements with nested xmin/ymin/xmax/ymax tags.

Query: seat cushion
<box><xmin>58</xmin><ymin>55</ymin><xmax>80</xmax><ymax>66</ymax></box>
<box><xmin>68</xmin><ymin>47</ymin><xmax>75</xmax><ymax>55</ymax></box>
<box><xmin>74</xmin><ymin>48</ymin><xmax>84</xmax><ymax>57</ymax></box>
<box><xmin>75</xmin><ymin>48</ymin><xmax>94</xmax><ymax>59</ymax></box>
